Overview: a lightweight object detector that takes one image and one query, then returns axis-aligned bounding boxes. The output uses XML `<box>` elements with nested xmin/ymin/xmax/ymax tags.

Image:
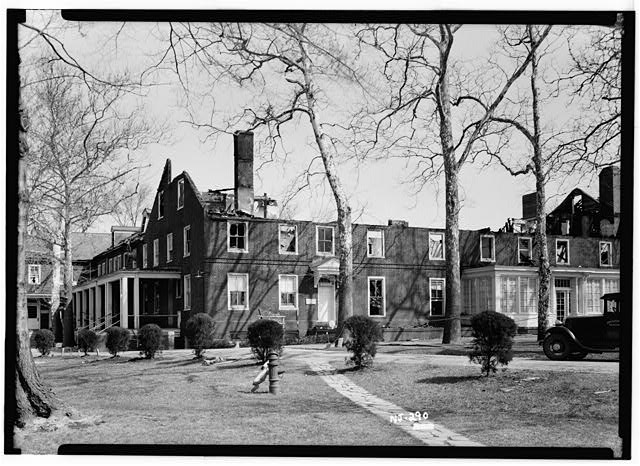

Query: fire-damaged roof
<box><xmin>548</xmin><ymin>188</ymin><xmax>600</xmax><ymax>217</ymax></box>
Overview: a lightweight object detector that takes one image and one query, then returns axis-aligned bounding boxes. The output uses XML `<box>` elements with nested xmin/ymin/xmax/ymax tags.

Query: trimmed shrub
<box><xmin>344</xmin><ymin>316</ymin><xmax>383</xmax><ymax>369</ymax></box>
<box><xmin>184</xmin><ymin>313</ymin><xmax>216</xmax><ymax>358</ymax></box>
<box><xmin>138</xmin><ymin>323</ymin><xmax>163</xmax><ymax>359</ymax></box>
<box><xmin>77</xmin><ymin>328</ymin><xmax>99</xmax><ymax>356</ymax></box>
<box><xmin>247</xmin><ymin>319</ymin><xmax>284</xmax><ymax>363</ymax></box>
<box><xmin>468</xmin><ymin>310</ymin><xmax>518</xmax><ymax>376</ymax></box>
<box><xmin>33</xmin><ymin>329</ymin><xmax>55</xmax><ymax>356</ymax></box>
<box><xmin>105</xmin><ymin>326</ymin><xmax>131</xmax><ymax>357</ymax></box>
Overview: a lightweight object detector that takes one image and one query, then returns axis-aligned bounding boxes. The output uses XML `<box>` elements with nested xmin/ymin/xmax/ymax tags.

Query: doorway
<box><xmin>317</xmin><ymin>283</ymin><xmax>336</xmax><ymax>327</ymax></box>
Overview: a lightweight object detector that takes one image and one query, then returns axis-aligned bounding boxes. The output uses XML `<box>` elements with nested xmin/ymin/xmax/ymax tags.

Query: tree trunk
<box><xmin>49</xmin><ymin>244</ymin><xmax>62</xmax><ymax>332</ymax></box>
<box><xmin>62</xmin><ymin>229</ymin><xmax>75</xmax><ymax>347</ymax></box>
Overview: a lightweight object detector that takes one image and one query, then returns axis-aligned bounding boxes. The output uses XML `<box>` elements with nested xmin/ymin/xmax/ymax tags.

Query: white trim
<box><xmin>157</xmin><ymin>190</ymin><xmax>164</xmax><ymax>219</ymax></box>
<box><xmin>278</xmin><ymin>224</ymin><xmax>299</xmax><ymax>255</ymax></box>
<box><xmin>316</xmin><ymin>225</ymin><xmax>335</xmax><ymax>256</ymax></box>
<box><xmin>278</xmin><ymin>274</ymin><xmax>298</xmax><ymax>310</ymax></box>
<box><xmin>177</xmin><ymin>178</ymin><xmax>185</xmax><ymax>210</ymax></box>
<box><xmin>555</xmin><ymin>238</ymin><xmax>570</xmax><ymax>265</ymax></box>
<box><xmin>183</xmin><ymin>225</ymin><xmax>191</xmax><ymax>257</ymax></box>
<box><xmin>517</xmin><ymin>236</ymin><xmax>532</xmax><ymax>263</ymax></box>
<box><xmin>166</xmin><ymin>233</ymin><xmax>173</xmax><ymax>263</ymax></box>
<box><xmin>480</xmin><ymin>234</ymin><xmax>495</xmax><ymax>262</ymax></box>
<box><xmin>599</xmin><ymin>241</ymin><xmax>613</xmax><ymax>267</ymax></box>
<box><xmin>429</xmin><ymin>277</ymin><xmax>446</xmax><ymax>316</ymax></box>
<box><xmin>183</xmin><ymin>274</ymin><xmax>191</xmax><ymax>310</ymax></box>
<box><xmin>27</xmin><ymin>264</ymin><xmax>41</xmax><ymax>285</ymax></box>
<box><xmin>366</xmin><ymin>230</ymin><xmax>385</xmax><ymax>258</ymax></box>
<box><xmin>428</xmin><ymin>231</ymin><xmax>445</xmax><ymax>260</ymax></box>
<box><xmin>367</xmin><ymin>276</ymin><xmax>386</xmax><ymax>317</ymax></box>
<box><xmin>227</xmin><ymin>273</ymin><xmax>249</xmax><ymax>311</ymax></box>
<box><xmin>227</xmin><ymin>221</ymin><xmax>249</xmax><ymax>253</ymax></box>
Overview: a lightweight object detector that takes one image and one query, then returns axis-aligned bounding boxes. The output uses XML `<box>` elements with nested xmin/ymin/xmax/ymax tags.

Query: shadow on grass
<box><xmin>416</xmin><ymin>375</ymin><xmax>482</xmax><ymax>384</ymax></box>
<box><xmin>213</xmin><ymin>361</ymin><xmax>261</xmax><ymax>370</ymax></box>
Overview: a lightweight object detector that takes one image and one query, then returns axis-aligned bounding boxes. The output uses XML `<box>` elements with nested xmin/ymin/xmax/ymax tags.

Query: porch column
<box><xmin>120</xmin><ymin>276</ymin><xmax>129</xmax><ymax>329</ymax></box>
<box><xmin>73</xmin><ymin>293</ymin><xmax>79</xmax><ymax>328</ymax></box>
<box><xmin>96</xmin><ymin>285</ymin><xmax>103</xmax><ymax>328</ymax></box>
<box><xmin>88</xmin><ymin>287</ymin><xmax>95</xmax><ymax>328</ymax></box>
<box><xmin>105</xmin><ymin>281</ymin><xmax>112</xmax><ymax>327</ymax></box>
<box><xmin>133</xmin><ymin>276</ymin><xmax>140</xmax><ymax>329</ymax></box>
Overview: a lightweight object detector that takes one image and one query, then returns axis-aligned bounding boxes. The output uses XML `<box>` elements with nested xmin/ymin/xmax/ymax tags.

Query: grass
<box><xmin>14</xmin><ymin>349</ymin><xmax>422</xmax><ymax>453</ymax></box>
<box><xmin>339</xmin><ymin>357</ymin><xmax>620</xmax><ymax>450</ymax></box>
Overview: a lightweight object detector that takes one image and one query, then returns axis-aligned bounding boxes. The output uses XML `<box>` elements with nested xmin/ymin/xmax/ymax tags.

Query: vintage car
<box><xmin>542</xmin><ymin>292</ymin><xmax>620</xmax><ymax>360</ymax></box>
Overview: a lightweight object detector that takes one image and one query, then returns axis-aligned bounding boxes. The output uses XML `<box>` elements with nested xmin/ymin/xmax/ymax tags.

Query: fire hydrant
<box><xmin>267</xmin><ymin>351</ymin><xmax>280</xmax><ymax>395</ymax></box>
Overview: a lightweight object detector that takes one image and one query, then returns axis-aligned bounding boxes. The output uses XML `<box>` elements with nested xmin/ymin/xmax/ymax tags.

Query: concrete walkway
<box><xmin>306</xmin><ymin>359</ymin><xmax>482</xmax><ymax>447</ymax></box>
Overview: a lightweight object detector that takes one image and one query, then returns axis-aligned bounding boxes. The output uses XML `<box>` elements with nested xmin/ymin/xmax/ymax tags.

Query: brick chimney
<box><xmin>233</xmin><ymin>131</ymin><xmax>254</xmax><ymax>215</ymax></box>
<box><xmin>599</xmin><ymin>166</ymin><xmax>620</xmax><ymax>237</ymax></box>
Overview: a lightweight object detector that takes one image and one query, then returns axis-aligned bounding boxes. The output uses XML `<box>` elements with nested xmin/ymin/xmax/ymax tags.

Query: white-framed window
<box><xmin>429</xmin><ymin>232</ymin><xmax>445</xmax><ymax>260</ymax></box>
<box><xmin>478</xmin><ymin>277</ymin><xmax>493</xmax><ymax>312</ymax></box>
<box><xmin>462</xmin><ymin>278</ymin><xmax>474</xmax><ymax>315</ymax></box>
<box><xmin>316</xmin><ymin>226</ymin><xmax>335</xmax><ymax>256</ymax></box>
<box><xmin>153</xmin><ymin>238</ymin><xmax>160</xmax><ymax>267</ymax></box>
<box><xmin>108</xmin><ymin>258</ymin><xmax>113</xmax><ymax>273</ymax></box>
<box><xmin>599</xmin><ymin>241</ymin><xmax>612</xmax><ymax>267</ymax></box>
<box><xmin>167</xmin><ymin>233</ymin><xmax>174</xmax><ymax>262</ymax></box>
<box><xmin>584</xmin><ymin>278</ymin><xmax>602</xmax><ymax>315</ymax></box>
<box><xmin>157</xmin><ymin>190</ymin><xmax>165</xmax><ymax>219</ymax></box>
<box><xmin>142</xmin><ymin>244</ymin><xmax>148</xmax><ymax>268</ymax></box>
<box><xmin>518</xmin><ymin>237</ymin><xmax>532</xmax><ymax>264</ymax></box>
<box><xmin>278</xmin><ymin>224</ymin><xmax>298</xmax><ymax>255</ymax></box>
<box><xmin>501</xmin><ymin>276</ymin><xmax>518</xmax><ymax>314</ymax></box>
<box><xmin>368</xmin><ymin>276</ymin><xmax>386</xmax><ymax>316</ymax></box>
<box><xmin>367</xmin><ymin>230</ymin><xmax>385</xmax><ymax>258</ymax></box>
<box><xmin>28</xmin><ymin>264</ymin><xmax>41</xmax><ymax>285</ymax></box>
<box><xmin>519</xmin><ymin>277</ymin><xmax>537</xmax><ymax>314</ymax></box>
<box><xmin>177</xmin><ymin>178</ymin><xmax>185</xmax><ymax>210</ymax></box>
<box><xmin>183</xmin><ymin>274</ymin><xmax>191</xmax><ymax>310</ymax></box>
<box><xmin>227</xmin><ymin>221</ymin><xmax>248</xmax><ymax>253</ymax></box>
<box><xmin>480</xmin><ymin>235</ymin><xmax>495</xmax><ymax>262</ymax></box>
<box><xmin>183</xmin><ymin>225</ymin><xmax>191</xmax><ymax>257</ymax></box>
<box><xmin>556</xmin><ymin>239</ymin><xmax>570</xmax><ymax>265</ymax></box>
<box><xmin>429</xmin><ymin>278</ymin><xmax>445</xmax><ymax>316</ymax></box>
<box><xmin>114</xmin><ymin>255</ymin><xmax>121</xmax><ymax>271</ymax></box>
<box><xmin>279</xmin><ymin>274</ymin><xmax>298</xmax><ymax>310</ymax></box>
<box><xmin>227</xmin><ymin>273</ymin><xmax>249</xmax><ymax>310</ymax></box>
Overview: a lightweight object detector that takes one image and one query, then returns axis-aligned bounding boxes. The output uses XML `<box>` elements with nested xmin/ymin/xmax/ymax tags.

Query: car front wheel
<box><xmin>543</xmin><ymin>334</ymin><xmax>572</xmax><ymax>360</ymax></box>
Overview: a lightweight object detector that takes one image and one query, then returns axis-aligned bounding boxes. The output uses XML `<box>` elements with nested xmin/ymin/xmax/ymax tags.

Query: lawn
<box><xmin>340</xmin><ymin>357</ymin><xmax>620</xmax><ymax>451</ymax></box>
<box><xmin>14</xmin><ymin>348</ymin><xmax>422</xmax><ymax>454</ymax></box>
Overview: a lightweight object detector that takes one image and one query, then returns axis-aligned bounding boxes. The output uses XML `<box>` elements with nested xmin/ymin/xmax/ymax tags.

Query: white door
<box><xmin>556</xmin><ymin>290</ymin><xmax>570</xmax><ymax>322</ymax></box>
<box><xmin>318</xmin><ymin>283</ymin><xmax>336</xmax><ymax>326</ymax></box>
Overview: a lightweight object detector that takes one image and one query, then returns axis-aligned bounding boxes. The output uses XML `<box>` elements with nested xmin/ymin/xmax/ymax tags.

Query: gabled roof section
<box><xmin>181</xmin><ymin>170</ymin><xmax>207</xmax><ymax>208</ymax></box>
<box><xmin>549</xmin><ymin>188</ymin><xmax>600</xmax><ymax>217</ymax></box>
<box><xmin>69</xmin><ymin>232</ymin><xmax>112</xmax><ymax>260</ymax></box>
<box><xmin>158</xmin><ymin>159</ymin><xmax>172</xmax><ymax>191</ymax></box>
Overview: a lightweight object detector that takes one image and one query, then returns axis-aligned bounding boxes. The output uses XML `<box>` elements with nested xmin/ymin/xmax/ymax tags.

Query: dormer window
<box><xmin>429</xmin><ymin>232</ymin><xmax>445</xmax><ymax>260</ymax></box>
<box><xmin>480</xmin><ymin>235</ymin><xmax>495</xmax><ymax>262</ymax></box>
<box><xmin>28</xmin><ymin>264</ymin><xmax>41</xmax><ymax>285</ymax></box>
<box><xmin>599</xmin><ymin>241</ymin><xmax>612</xmax><ymax>267</ymax></box>
<box><xmin>177</xmin><ymin>179</ymin><xmax>185</xmax><ymax>210</ymax></box>
<box><xmin>367</xmin><ymin>230</ymin><xmax>384</xmax><ymax>258</ymax></box>
<box><xmin>157</xmin><ymin>190</ymin><xmax>165</xmax><ymax>219</ymax></box>
<box><xmin>518</xmin><ymin>237</ymin><xmax>532</xmax><ymax>264</ymax></box>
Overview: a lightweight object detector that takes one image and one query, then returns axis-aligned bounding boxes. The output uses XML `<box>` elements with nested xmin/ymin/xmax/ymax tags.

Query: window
<box><xmin>183</xmin><ymin>274</ymin><xmax>191</xmax><ymax>310</ymax></box>
<box><xmin>114</xmin><ymin>255</ymin><xmax>121</xmax><ymax>271</ymax></box>
<box><xmin>122</xmin><ymin>253</ymin><xmax>127</xmax><ymax>269</ymax></box>
<box><xmin>153</xmin><ymin>238</ymin><xmax>160</xmax><ymax>267</ymax></box>
<box><xmin>368</xmin><ymin>277</ymin><xmax>386</xmax><ymax>316</ymax></box>
<box><xmin>519</xmin><ymin>277</ymin><xmax>537</xmax><ymax>314</ymax></box>
<box><xmin>600</xmin><ymin>242</ymin><xmax>612</xmax><ymax>267</ymax></box>
<box><xmin>278</xmin><ymin>224</ymin><xmax>298</xmax><ymax>254</ymax></box>
<box><xmin>228</xmin><ymin>273</ymin><xmax>249</xmax><ymax>310</ymax></box>
<box><xmin>167</xmin><ymin>233</ymin><xmax>174</xmax><ymax>262</ymax></box>
<box><xmin>316</xmin><ymin>226</ymin><xmax>335</xmax><ymax>255</ymax></box>
<box><xmin>480</xmin><ymin>235</ymin><xmax>495</xmax><ymax>262</ymax></box>
<box><xmin>227</xmin><ymin>221</ymin><xmax>248</xmax><ymax>252</ymax></box>
<box><xmin>183</xmin><ymin>225</ymin><xmax>191</xmax><ymax>257</ymax></box>
<box><xmin>518</xmin><ymin>237</ymin><xmax>532</xmax><ymax>264</ymax></box>
<box><xmin>478</xmin><ymin>277</ymin><xmax>493</xmax><ymax>312</ymax></box>
<box><xmin>462</xmin><ymin>278</ymin><xmax>474</xmax><ymax>315</ymax></box>
<box><xmin>108</xmin><ymin>258</ymin><xmax>113</xmax><ymax>273</ymax></box>
<box><xmin>157</xmin><ymin>190</ymin><xmax>165</xmax><ymax>219</ymax></box>
<box><xmin>28</xmin><ymin>265</ymin><xmax>41</xmax><ymax>285</ymax></box>
<box><xmin>175</xmin><ymin>278</ymin><xmax>183</xmax><ymax>298</ymax></box>
<box><xmin>501</xmin><ymin>277</ymin><xmax>517</xmax><ymax>314</ymax></box>
<box><xmin>604</xmin><ymin>278</ymin><xmax>619</xmax><ymax>293</ymax></box>
<box><xmin>554</xmin><ymin>278</ymin><xmax>571</xmax><ymax>288</ymax></box>
<box><xmin>279</xmin><ymin>274</ymin><xmax>298</xmax><ymax>310</ymax></box>
<box><xmin>27</xmin><ymin>303</ymin><xmax>38</xmax><ymax>319</ymax></box>
<box><xmin>585</xmin><ymin>278</ymin><xmax>602</xmax><ymax>314</ymax></box>
<box><xmin>429</xmin><ymin>278</ymin><xmax>445</xmax><ymax>316</ymax></box>
<box><xmin>142</xmin><ymin>244</ymin><xmax>148</xmax><ymax>268</ymax></box>
<box><xmin>367</xmin><ymin>230</ymin><xmax>384</xmax><ymax>258</ymax></box>
<box><xmin>177</xmin><ymin>179</ymin><xmax>185</xmax><ymax>210</ymax></box>
<box><xmin>429</xmin><ymin>232</ymin><xmax>445</xmax><ymax>260</ymax></box>
<box><xmin>556</xmin><ymin>239</ymin><xmax>570</xmax><ymax>265</ymax></box>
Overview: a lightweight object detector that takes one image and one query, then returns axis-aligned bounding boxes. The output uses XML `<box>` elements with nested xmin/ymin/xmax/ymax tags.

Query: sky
<box><xmin>17</xmin><ymin>11</ymin><xmax>619</xmax><ymax>233</ymax></box>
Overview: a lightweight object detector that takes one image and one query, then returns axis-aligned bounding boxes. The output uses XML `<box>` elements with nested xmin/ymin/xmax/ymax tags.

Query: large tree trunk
<box><xmin>49</xmin><ymin>244</ymin><xmax>62</xmax><ymax>331</ymax></box>
<box><xmin>62</xmin><ymin>228</ymin><xmax>76</xmax><ymax>347</ymax></box>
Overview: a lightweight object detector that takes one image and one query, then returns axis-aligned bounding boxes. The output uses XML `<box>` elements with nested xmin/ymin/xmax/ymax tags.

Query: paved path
<box><xmin>306</xmin><ymin>359</ymin><xmax>482</xmax><ymax>447</ymax></box>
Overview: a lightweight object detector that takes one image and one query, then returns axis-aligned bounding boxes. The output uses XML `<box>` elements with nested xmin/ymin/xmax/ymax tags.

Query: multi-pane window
<box><xmin>519</xmin><ymin>277</ymin><xmax>537</xmax><ymax>314</ymax></box>
<box><xmin>167</xmin><ymin>233</ymin><xmax>174</xmax><ymax>262</ymax></box>
<box><xmin>604</xmin><ymin>278</ymin><xmax>619</xmax><ymax>293</ymax></box>
<box><xmin>183</xmin><ymin>274</ymin><xmax>191</xmax><ymax>310</ymax></box>
<box><xmin>27</xmin><ymin>303</ymin><xmax>38</xmax><ymax>319</ymax></box>
<box><xmin>501</xmin><ymin>277</ymin><xmax>517</xmax><ymax>314</ymax></box>
<box><xmin>177</xmin><ymin>179</ymin><xmax>185</xmax><ymax>210</ymax></box>
<box><xmin>228</xmin><ymin>273</ymin><xmax>249</xmax><ymax>310</ymax></box>
<box><xmin>279</xmin><ymin>224</ymin><xmax>297</xmax><ymax>254</ymax></box>
<box><xmin>480</xmin><ymin>235</ymin><xmax>495</xmax><ymax>262</ymax></box>
<box><xmin>429</xmin><ymin>232</ymin><xmax>445</xmax><ymax>260</ymax></box>
<box><xmin>114</xmin><ymin>255</ymin><xmax>121</xmax><ymax>271</ymax></box>
<box><xmin>556</xmin><ymin>239</ymin><xmax>570</xmax><ymax>265</ymax></box>
<box><xmin>153</xmin><ymin>238</ymin><xmax>160</xmax><ymax>267</ymax></box>
<box><xmin>109</xmin><ymin>258</ymin><xmax>113</xmax><ymax>273</ymax></box>
<box><xmin>518</xmin><ymin>237</ymin><xmax>532</xmax><ymax>264</ymax></box>
<box><xmin>462</xmin><ymin>278</ymin><xmax>474</xmax><ymax>315</ymax></box>
<box><xmin>368</xmin><ymin>277</ymin><xmax>386</xmax><ymax>316</ymax></box>
<box><xmin>279</xmin><ymin>274</ymin><xmax>298</xmax><ymax>310</ymax></box>
<box><xmin>367</xmin><ymin>230</ymin><xmax>384</xmax><ymax>258</ymax></box>
<box><xmin>429</xmin><ymin>278</ymin><xmax>445</xmax><ymax>316</ymax></box>
<box><xmin>157</xmin><ymin>190</ymin><xmax>165</xmax><ymax>219</ymax></box>
<box><xmin>600</xmin><ymin>242</ymin><xmax>612</xmax><ymax>267</ymax></box>
<box><xmin>142</xmin><ymin>244</ymin><xmax>148</xmax><ymax>268</ymax></box>
<box><xmin>478</xmin><ymin>277</ymin><xmax>493</xmax><ymax>312</ymax></box>
<box><xmin>585</xmin><ymin>278</ymin><xmax>602</xmax><ymax>315</ymax></box>
<box><xmin>228</xmin><ymin>221</ymin><xmax>248</xmax><ymax>252</ymax></box>
<box><xmin>317</xmin><ymin>226</ymin><xmax>334</xmax><ymax>255</ymax></box>
<box><xmin>183</xmin><ymin>225</ymin><xmax>191</xmax><ymax>257</ymax></box>
<box><xmin>28</xmin><ymin>264</ymin><xmax>41</xmax><ymax>285</ymax></box>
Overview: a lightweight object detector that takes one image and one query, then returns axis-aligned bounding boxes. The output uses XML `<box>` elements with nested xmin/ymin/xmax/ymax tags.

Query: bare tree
<box><xmin>109</xmin><ymin>176</ymin><xmax>155</xmax><ymax>227</ymax></box>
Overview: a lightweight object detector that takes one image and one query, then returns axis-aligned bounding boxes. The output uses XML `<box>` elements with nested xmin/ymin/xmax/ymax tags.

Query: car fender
<box><xmin>542</xmin><ymin>326</ymin><xmax>586</xmax><ymax>350</ymax></box>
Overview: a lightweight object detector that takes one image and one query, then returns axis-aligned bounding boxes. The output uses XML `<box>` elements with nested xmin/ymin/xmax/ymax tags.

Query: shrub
<box><xmin>184</xmin><ymin>313</ymin><xmax>216</xmax><ymax>358</ymax></box>
<box><xmin>138</xmin><ymin>324</ymin><xmax>163</xmax><ymax>359</ymax></box>
<box><xmin>33</xmin><ymin>329</ymin><xmax>55</xmax><ymax>356</ymax></box>
<box><xmin>77</xmin><ymin>328</ymin><xmax>99</xmax><ymax>356</ymax></box>
<box><xmin>247</xmin><ymin>319</ymin><xmax>284</xmax><ymax>363</ymax></box>
<box><xmin>344</xmin><ymin>316</ymin><xmax>383</xmax><ymax>369</ymax></box>
<box><xmin>105</xmin><ymin>326</ymin><xmax>131</xmax><ymax>357</ymax></box>
<box><xmin>468</xmin><ymin>310</ymin><xmax>518</xmax><ymax>376</ymax></box>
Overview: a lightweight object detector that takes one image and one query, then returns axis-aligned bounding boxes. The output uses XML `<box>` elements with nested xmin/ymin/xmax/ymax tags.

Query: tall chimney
<box><xmin>599</xmin><ymin>166</ymin><xmax>620</xmax><ymax>221</ymax></box>
<box><xmin>233</xmin><ymin>131</ymin><xmax>254</xmax><ymax>215</ymax></box>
